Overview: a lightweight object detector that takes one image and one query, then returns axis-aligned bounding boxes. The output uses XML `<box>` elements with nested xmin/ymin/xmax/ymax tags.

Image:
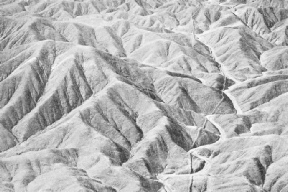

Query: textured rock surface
<box><xmin>1</xmin><ymin>0</ymin><xmax>288</xmax><ymax>191</ymax></box>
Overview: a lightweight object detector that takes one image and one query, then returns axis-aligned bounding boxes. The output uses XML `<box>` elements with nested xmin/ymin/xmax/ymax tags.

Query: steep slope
<box><xmin>1</xmin><ymin>0</ymin><xmax>288</xmax><ymax>192</ymax></box>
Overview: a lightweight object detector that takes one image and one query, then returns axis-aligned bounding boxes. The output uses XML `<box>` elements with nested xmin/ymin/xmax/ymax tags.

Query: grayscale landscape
<box><xmin>1</xmin><ymin>0</ymin><xmax>288</xmax><ymax>191</ymax></box>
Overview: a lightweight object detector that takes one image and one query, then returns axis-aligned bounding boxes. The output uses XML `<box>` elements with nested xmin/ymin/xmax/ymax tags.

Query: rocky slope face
<box><xmin>1</xmin><ymin>0</ymin><xmax>288</xmax><ymax>191</ymax></box>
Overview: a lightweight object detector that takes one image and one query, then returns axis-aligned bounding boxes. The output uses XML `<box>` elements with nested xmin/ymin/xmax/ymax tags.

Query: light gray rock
<box><xmin>1</xmin><ymin>0</ymin><xmax>288</xmax><ymax>191</ymax></box>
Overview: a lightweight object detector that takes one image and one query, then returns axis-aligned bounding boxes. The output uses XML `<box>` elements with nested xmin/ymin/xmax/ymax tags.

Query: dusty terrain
<box><xmin>1</xmin><ymin>0</ymin><xmax>288</xmax><ymax>191</ymax></box>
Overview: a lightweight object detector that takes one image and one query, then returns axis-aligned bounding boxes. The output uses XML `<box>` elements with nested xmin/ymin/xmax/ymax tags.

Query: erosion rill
<box><xmin>1</xmin><ymin>0</ymin><xmax>288</xmax><ymax>192</ymax></box>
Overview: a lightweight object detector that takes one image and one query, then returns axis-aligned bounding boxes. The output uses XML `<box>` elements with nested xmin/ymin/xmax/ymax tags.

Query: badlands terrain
<box><xmin>1</xmin><ymin>0</ymin><xmax>288</xmax><ymax>191</ymax></box>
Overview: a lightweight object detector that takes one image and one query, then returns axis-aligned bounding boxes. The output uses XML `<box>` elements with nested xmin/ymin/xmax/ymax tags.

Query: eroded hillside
<box><xmin>1</xmin><ymin>0</ymin><xmax>288</xmax><ymax>191</ymax></box>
